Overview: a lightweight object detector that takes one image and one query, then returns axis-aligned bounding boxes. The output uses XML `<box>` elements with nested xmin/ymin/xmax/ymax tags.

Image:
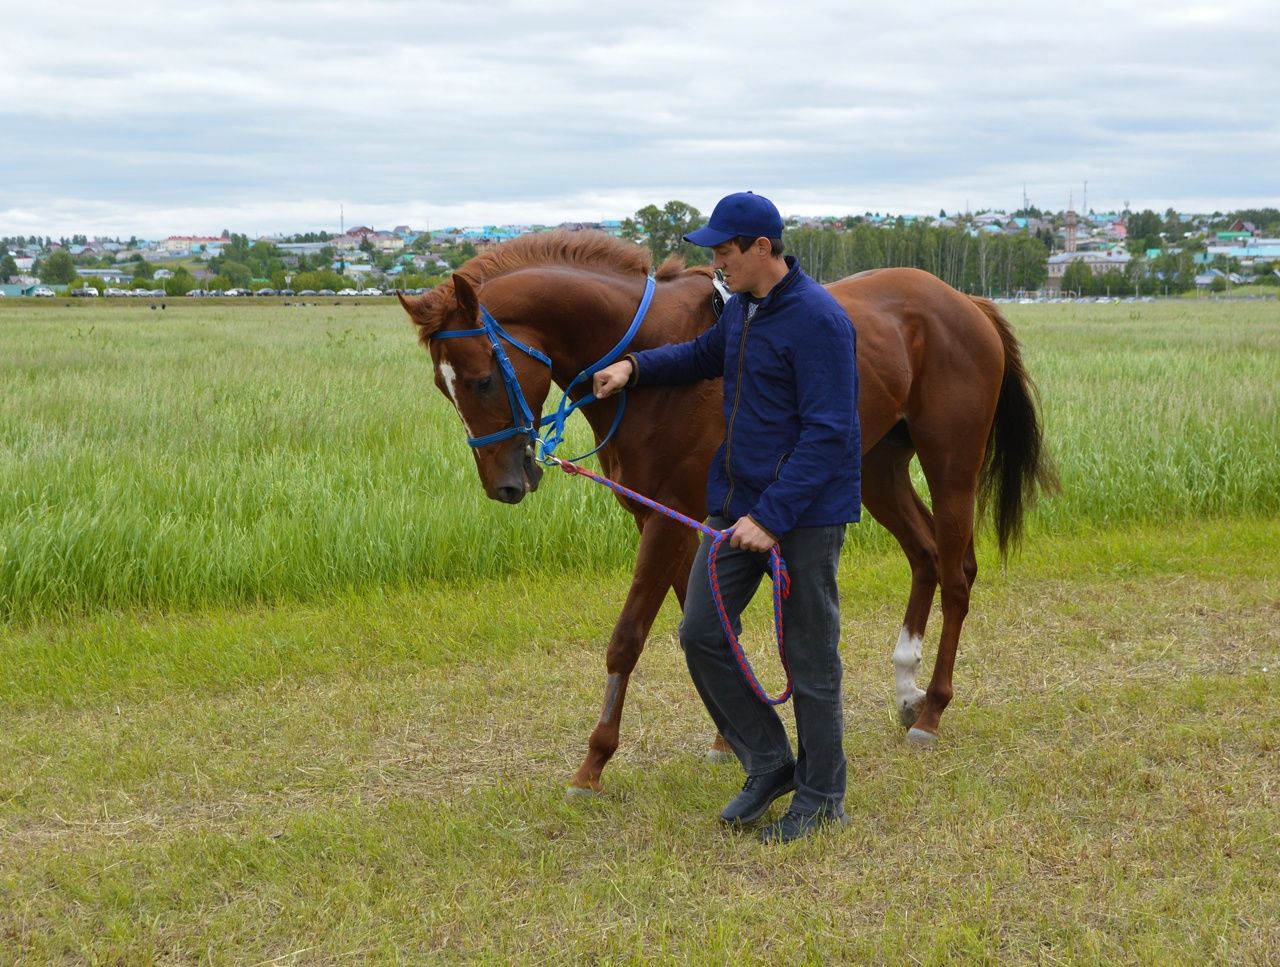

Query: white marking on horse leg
<box><xmin>436</xmin><ymin>360</ymin><xmax>477</xmax><ymax>437</ymax></box>
<box><xmin>893</xmin><ymin>626</ymin><xmax>926</xmax><ymax>724</ymax></box>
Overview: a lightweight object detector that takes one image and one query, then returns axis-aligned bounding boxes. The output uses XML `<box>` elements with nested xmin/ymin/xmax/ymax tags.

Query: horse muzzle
<box><xmin>491</xmin><ymin>449</ymin><xmax>543</xmax><ymax>504</ymax></box>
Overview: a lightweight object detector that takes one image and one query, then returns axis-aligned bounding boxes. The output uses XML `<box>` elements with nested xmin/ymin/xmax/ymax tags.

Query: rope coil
<box><xmin>552</xmin><ymin>457</ymin><xmax>793</xmax><ymax>705</ymax></box>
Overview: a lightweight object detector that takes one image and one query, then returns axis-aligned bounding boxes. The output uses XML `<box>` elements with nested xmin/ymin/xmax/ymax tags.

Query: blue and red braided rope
<box><xmin>554</xmin><ymin>457</ymin><xmax>793</xmax><ymax>706</ymax></box>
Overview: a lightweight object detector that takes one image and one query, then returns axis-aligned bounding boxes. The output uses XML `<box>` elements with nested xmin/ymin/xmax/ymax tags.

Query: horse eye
<box><xmin>474</xmin><ymin>375</ymin><xmax>494</xmax><ymax>394</ymax></box>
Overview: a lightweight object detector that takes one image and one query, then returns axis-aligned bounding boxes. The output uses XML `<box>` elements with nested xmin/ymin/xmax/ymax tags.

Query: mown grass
<box><xmin>1</xmin><ymin>299</ymin><xmax>1278</xmax><ymax>623</ymax></box>
<box><xmin>2</xmin><ymin>520</ymin><xmax>1277</xmax><ymax>963</ymax></box>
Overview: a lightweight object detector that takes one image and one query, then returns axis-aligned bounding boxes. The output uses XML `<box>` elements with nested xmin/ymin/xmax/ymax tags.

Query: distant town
<box><xmin>3</xmin><ymin>203</ymin><xmax>1278</xmax><ymax>301</ymax></box>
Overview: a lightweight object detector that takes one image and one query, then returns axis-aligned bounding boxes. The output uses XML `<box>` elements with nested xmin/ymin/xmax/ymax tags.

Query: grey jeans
<box><xmin>680</xmin><ymin>516</ymin><xmax>848</xmax><ymax>815</ymax></box>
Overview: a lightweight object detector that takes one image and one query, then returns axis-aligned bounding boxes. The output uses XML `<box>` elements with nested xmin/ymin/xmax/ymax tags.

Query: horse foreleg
<box><xmin>567</xmin><ymin>515</ymin><xmax>696</xmax><ymax>796</ymax></box>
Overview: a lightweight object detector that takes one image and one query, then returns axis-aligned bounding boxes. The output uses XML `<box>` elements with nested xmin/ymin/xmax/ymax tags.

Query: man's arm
<box><xmin>594</xmin><ymin>308</ymin><xmax>729</xmax><ymax>398</ymax></box>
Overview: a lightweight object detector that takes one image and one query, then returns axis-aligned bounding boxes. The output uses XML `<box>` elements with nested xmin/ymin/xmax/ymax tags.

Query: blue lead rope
<box><xmin>538</xmin><ymin>275</ymin><xmax>655</xmax><ymax>462</ymax></box>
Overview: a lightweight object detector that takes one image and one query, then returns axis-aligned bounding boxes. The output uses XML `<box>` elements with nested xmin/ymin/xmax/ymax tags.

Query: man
<box><xmin>593</xmin><ymin>191</ymin><xmax>861</xmax><ymax>844</ymax></box>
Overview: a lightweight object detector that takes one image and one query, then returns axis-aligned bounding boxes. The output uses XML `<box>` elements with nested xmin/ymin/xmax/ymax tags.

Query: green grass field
<box><xmin>1</xmin><ymin>299</ymin><xmax>1277</xmax><ymax>963</ymax></box>
<box><xmin>2</xmin><ymin>299</ymin><xmax>1277</xmax><ymax>623</ymax></box>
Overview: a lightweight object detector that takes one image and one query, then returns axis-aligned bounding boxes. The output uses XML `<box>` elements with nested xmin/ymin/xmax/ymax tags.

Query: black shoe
<box><xmin>718</xmin><ymin>764</ymin><xmax>796</xmax><ymax>826</ymax></box>
<box><xmin>758</xmin><ymin>807</ymin><xmax>850</xmax><ymax>844</ymax></box>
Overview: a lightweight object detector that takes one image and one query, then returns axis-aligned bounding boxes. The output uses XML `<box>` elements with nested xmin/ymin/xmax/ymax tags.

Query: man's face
<box><xmin>710</xmin><ymin>238</ymin><xmax>767</xmax><ymax>294</ymax></box>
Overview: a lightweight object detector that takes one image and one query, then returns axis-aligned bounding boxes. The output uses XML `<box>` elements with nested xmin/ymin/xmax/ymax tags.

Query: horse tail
<box><xmin>969</xmin><ymin>297</ymin><xmax>1059</xmax><ymax>559</ymax></box>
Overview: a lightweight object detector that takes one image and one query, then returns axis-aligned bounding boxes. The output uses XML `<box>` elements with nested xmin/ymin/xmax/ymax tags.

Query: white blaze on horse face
<box><xmin>437</xmin><ymin>359</ymin><xmax>460</xmax><ymax>403</ymax></box>
<box><xmin>893</xmin><ymin>626</ymin><xmax>926</xmax><ymax>713</ymax></box>
<box><xmin>436</xmin><ymin>359</ymin><xmax>478</xmax><ymax>438</ymax></box>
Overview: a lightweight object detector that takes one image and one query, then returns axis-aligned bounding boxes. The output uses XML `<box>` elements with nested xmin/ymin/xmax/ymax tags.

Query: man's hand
<box><xmin>593</xmin><ymin>359</ymin><xmax>634</xmax><ymax>398</ymax></box>
<box><xmin>728</xmin><ymin>516</ymin><xmax>777</xmax><ymax>552</ymax></box>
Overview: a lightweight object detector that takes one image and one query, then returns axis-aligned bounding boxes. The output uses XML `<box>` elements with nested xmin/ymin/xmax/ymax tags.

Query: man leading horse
<box><xmin>593</xmin><ymin>191</ymin><xmax>860</xmax><ymax>844</ymax></box>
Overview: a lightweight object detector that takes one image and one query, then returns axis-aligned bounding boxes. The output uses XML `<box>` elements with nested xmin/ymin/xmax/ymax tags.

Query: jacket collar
<box><xmin>740</xmin><ymin>255</ymin><xmax>803</xmax><ymax>314</ymax></box>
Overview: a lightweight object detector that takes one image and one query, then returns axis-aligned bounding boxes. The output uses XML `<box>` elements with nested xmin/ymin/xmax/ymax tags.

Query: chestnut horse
<box><xmin>398</xmin><ymin>231</ymin><xmax>1054</xmax><ymax>794</ymax></box>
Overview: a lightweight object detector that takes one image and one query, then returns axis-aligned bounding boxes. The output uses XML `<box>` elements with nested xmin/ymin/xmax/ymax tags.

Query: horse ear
<box><xmin>451</xmin><ymin>273</ymin><xmax>480</xmax><ymax>321</ymax></box>
<box><xmin>397</xmin><ymin>289</ymin><xmax>446</xmax><ymax>342</ymax></box>
<box><xmin>396</xmin><ymin>289</ymin><xmax>418</xmax><ymax>317</ymax></box>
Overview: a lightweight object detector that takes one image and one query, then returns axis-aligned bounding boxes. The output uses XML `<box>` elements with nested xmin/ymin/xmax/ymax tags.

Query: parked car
<box><xmin>317</xmin><ymin>288</ymin><xmax>335</xmax><ymax>296</ymax></box>
<box><xmin>297</xmin><ymin>289</ymin><xmax>317</xmax><ymax>296</ymax></box>
<box><xmin>33</xmin><ymin>287</ymin><xmax>55</xmax><ymax>297</ymax></box>
<box><xmin>279</xmin><ymin>289</ymin><xmax>295</xmax><ymax>297</ymax></box>
<box><xmin>362</xmin><ymin>288</ymin><xmax>383</xmax><ymax>296</ymax></box>
<box><xmin>337</xmin><ymin>288</ymin><xmax>359</xmax><ymax>296</ymax></box>
<box><xmin>255</xmin><ymin>288</ymin><xmax>278</xmax><ymax>296</ymax></box>
<box><xmin>72</xmin><ymin>287</ymin><xmax>99</xmax><ymax>297</ymax></box>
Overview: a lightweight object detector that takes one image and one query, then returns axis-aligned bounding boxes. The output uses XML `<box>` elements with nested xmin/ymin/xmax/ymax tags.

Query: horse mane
<box><xmin>404</xmin><ymin>230</ymin><xmax>710</xmax><ymax>342</ymax></box>
<box><xmin>456</xmin><ymin>229</ymin><xmax>652</xmax><ymax>285</ymax></box>
<box><xmin>656</xmin><ymin>254</ymin><xmax>713</xmax><ymax>282</ymax></box>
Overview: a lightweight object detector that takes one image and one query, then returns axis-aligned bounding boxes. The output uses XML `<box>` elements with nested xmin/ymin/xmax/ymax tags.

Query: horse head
<box><xmin>399</xmin><ymin>273</ymin><xmax>548</xmax><ymax>504</ymax></box>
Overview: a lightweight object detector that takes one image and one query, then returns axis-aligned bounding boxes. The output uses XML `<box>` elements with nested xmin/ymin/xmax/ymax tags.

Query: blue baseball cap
<box><xmin>683</xmin><ymin>191</ymin><xmax>784</xmax><ymax>247</ymax></box>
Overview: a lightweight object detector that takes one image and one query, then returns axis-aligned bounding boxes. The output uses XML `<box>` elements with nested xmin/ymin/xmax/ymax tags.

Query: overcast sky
<box><xmin>2</xmin><ymin>0</ymin><xmax>1277</xmax><ymax>238</ymax></box>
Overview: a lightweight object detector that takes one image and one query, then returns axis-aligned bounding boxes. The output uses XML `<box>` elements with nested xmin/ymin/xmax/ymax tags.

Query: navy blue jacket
<box><xmin>630</xmin><ymin>256</ymin><xmax>860</xmax><ymax>537</ymax></box>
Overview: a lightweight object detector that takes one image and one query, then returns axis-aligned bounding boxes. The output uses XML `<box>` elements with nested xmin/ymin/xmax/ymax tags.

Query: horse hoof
<box><xmin>564</xmin><ymin>785</ymin><xmax>602</xmax><ymax>802</ymax></box>
<box><xmin>897</xmin><ymin>701</ymin><xmax>924</xmax><ymax>728</ymax></box>
<box><xmin>906</xmin><ymin>727</ymin><xmax>938</xmax><ymax>748</ymax></box>
<box><xmin>703</xmin><ymin>748</ymin><xmax>735</xmax><ymax>764</ymax></box>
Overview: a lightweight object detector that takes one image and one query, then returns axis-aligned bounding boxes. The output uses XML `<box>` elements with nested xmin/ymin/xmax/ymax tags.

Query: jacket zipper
<box><xmin>721</xmin><ymin>308</ymin><xmax>753</xmax><ymax>517</ymax></box>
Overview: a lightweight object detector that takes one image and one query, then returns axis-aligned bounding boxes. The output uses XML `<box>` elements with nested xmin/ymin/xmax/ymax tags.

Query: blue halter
<box><xmin>431</xmin><ymin>275</ymin><xmax>656</xmax><ymax>461</ymax></box>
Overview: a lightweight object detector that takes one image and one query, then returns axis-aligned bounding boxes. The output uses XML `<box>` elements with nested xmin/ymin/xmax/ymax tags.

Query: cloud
<box><xmin>2</xmin><ymin>0</ymin><xmax>1277</xmax><ymax>237</ymax></box>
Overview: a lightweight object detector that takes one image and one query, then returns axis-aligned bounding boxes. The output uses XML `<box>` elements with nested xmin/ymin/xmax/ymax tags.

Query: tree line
<box><xmin>623</xmin><ymin>201</ymin><xmax>1049</xmax><ymax>295</ymax></box>
<box><xmin>785</xmin><ymin>222</ymin><xmax>1049</xmax><ymax>294</ymax></box>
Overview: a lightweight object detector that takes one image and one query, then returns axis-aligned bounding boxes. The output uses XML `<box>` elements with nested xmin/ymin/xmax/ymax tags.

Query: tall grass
<box><xmin>0</xmin><ymin>304</ymin><xmax>628</xmax><ymax>623</ymax></box>
<box><xmin>1</xmin><ymin>300</ymin><xmax>1276</xmax><ymax>622</ymax></box>
<box><xmin>1013</xmin><ymin>302</ymin><xmax>1280</xmax><ymax>527</ymax></box>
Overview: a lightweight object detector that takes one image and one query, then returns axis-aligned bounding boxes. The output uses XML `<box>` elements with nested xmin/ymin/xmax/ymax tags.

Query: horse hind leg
<box><xmin>860</xmin><ymin>434</ymin><xmax>939</xmax><ymax>729</ymax></box>
<box><xmin>905</xmin><ymin>427</ymin><xmax>985</xmax><ymax>748</ymax></box>
<box><xmin>661</xmin><ymin>526</ymin><xmax>736</xmax><ymax>764</ymax></box>
<box><xmin>700</xmin><ymin>734</ymin><xmax>733</xmax><ymax>763</ymax></box>
<box><xmin>667</xmin><ymin>542</ymin><xmax>738</xmax><ymax>764</ymax></box>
